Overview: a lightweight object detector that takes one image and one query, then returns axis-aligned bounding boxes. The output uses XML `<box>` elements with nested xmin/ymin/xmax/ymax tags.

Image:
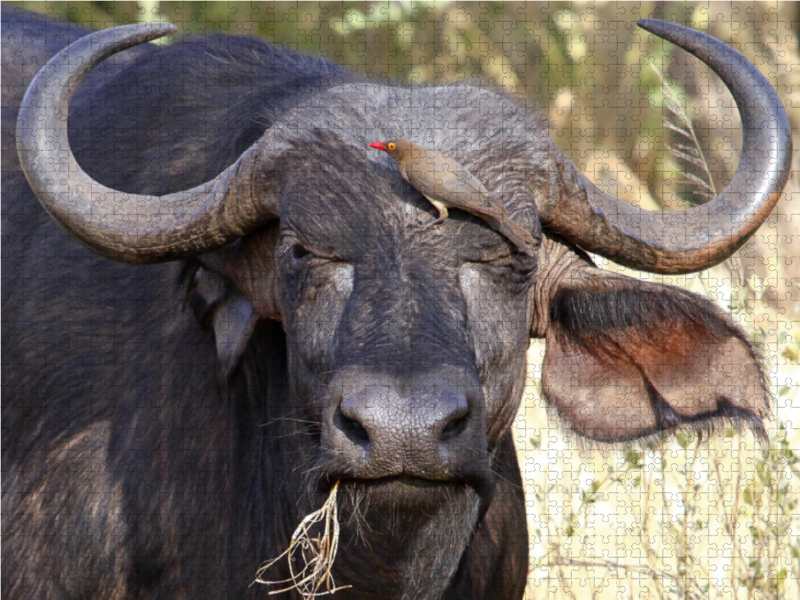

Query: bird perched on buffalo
<box><xmin>370</xmin><ymin>139</ymin><xmax>536</xmax><ymax>254</ymax></box>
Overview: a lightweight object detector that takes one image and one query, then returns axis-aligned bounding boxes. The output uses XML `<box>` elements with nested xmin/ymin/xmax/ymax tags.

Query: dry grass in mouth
<box><xmin>253</xmin><ymin>481</ymin><xmax>351</xmax><ymax>598</ymax></box>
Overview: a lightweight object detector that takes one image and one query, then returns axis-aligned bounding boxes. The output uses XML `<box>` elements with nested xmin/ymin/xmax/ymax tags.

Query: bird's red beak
<box><xmin>369</xmin><ymin>142</ymin><xmax>387</xmax><ymax>151</ymax></box>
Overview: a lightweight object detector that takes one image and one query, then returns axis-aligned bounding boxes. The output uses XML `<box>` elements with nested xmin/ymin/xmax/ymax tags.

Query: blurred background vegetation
<box><xmin>7</xmin><ymin>2</ymin><xmax>800</xmax><ymax>598</ymax></box>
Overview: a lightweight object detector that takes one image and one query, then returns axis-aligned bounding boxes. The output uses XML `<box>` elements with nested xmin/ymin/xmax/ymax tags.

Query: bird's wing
<box><xmin>411</xmin><ymin>151</ymin><xmax>510</xmax><ymax>219</ymax></box>
<box><xmin>402</xmin><ymin>150</ymin><xmax>534</xmax><ymax>253</ymax></box>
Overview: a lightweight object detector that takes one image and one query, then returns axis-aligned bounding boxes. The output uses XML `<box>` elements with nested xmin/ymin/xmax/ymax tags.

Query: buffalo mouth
<box><xmin>322</xmin><ymin>473</ymin><xmax>493</xmax><ymax>513</ymax></box>
<box><xmin>305</xmin><ymin>475</ymin><xmax>485</xmax><ymax>599</ymax></box>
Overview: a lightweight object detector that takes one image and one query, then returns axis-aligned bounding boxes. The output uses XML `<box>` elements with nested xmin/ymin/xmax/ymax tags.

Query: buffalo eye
<box><xmin>291</xmin><ymin>244</ymin><xmax>311</xmax><ymax>261</ymax></box>
<box><xmin>279</xmin><ymin>239</ymin><xmax>312</xmax><ymax>263</ymax></box>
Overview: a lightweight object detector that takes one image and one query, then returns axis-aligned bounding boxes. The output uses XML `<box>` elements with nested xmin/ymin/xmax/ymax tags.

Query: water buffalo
<box><xmin>2</xmin><ymin>6</ymin><xmax>791</xmax><ymax>599</ymax></box>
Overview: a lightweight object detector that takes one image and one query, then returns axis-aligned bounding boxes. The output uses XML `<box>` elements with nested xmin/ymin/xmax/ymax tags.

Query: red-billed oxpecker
<box><xmin>370</xmin><ymin>139</ymin><xmax>536</xmax><ymax>254</ymax></box>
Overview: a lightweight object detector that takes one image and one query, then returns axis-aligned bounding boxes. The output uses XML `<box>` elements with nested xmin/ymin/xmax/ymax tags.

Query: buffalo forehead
<box><xmin>272</xmin><ymin>83</ymin><xmax>544</xmax><ymax>259</ymax></box>
<box><xmin>279</xmin><ymin>163</ymin><xmax>524</xmax><ymax>263</ymax></box>
<box><xmin>272</xmin><ymin>83</ymin><xmax>546</xmax><ymax>156</ymax></box>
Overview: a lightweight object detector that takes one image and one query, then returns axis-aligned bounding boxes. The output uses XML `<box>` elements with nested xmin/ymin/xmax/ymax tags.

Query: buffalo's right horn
<box><xmin>16</xmin><ymin>23</ymin><xmax>281</xmax><ymax>265</ymax></box>
<box><xmin>541</xmin><ymin>19</ymin><xmax>792</xmax><ymax>274</ymax></box>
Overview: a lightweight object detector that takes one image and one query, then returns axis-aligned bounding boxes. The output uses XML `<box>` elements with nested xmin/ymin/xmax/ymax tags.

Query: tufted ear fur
<box><xmin>541</xmin><ymin>268</ymin><xmax>769</xmax><ymax>443</ymax></box>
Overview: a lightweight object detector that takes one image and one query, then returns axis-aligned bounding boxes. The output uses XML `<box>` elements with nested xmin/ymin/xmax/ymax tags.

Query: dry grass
<box><xmin>253</xmin><ymin>481</ymin><xmax>350</xmax><ymax>598</ymax></box>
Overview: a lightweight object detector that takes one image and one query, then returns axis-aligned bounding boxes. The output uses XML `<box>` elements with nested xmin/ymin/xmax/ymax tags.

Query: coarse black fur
<box><xmin>2</xmin><ymin>8</ymin><xmax>527</xmax><ymax>599</ymax></box>
<box><xmin>2</xmin><ymin>6</ymin><xmax>770</xmax><ymax>600</ymax></box>
<box><xmin>551</xmin><ymin>286</ymin><xmax>738</xmax><ymax>341</ymax></box>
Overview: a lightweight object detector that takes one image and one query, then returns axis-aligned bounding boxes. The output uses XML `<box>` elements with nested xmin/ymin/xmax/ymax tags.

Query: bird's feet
<box><xmin>422</xmin><ymin>217</ymin><xmax>445</xmax><ymax>230</ymax></box>
<box><xmin>411</xmin><ymin>217</ymin><xmax>444</xmax><ymax>231</ymax></box>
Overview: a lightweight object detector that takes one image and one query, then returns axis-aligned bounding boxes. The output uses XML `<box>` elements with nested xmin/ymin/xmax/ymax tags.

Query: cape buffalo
<box><xmin>2</xmin><ymin>6</ymin><xmax>791</xmax><ymax>599</ymax></box>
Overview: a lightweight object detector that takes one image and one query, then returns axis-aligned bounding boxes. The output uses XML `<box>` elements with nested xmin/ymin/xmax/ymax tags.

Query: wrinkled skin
<box><xmin>195</xmin><ymin>105</ymin><xmax>542</xmax><ymax>599</ymax></box>
<box><xmin>2</xmin><ymin>7</ymin><xmax>769</xmax><ymax>600</ymax></box>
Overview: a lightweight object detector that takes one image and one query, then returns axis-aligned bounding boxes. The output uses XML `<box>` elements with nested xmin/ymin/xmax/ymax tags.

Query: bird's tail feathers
<box><xmin>481</xmin><ymin>215</ymin><xmax>536</xmax><ymax>255</ymax></box>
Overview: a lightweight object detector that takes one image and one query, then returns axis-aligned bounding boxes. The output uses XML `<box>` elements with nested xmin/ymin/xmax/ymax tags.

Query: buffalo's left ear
<box><xmin>541</xmin><ymin>268</ymin><xmax>768</xmax><ymax>443</ymax></box>
<box><xmin>187</xmin><ymin>226</ymin><xmax>282</xmax><ymax>379</ymax></box>
<box><xmin>182</xmin><ymin>263</ymin><xmax>258</xmax><ymax>380</ymax></box>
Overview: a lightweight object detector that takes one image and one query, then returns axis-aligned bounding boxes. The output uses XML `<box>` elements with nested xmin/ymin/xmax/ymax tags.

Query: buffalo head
<box><xmin>11</xmin><ymin>17</ymin><xmax>791</xmax><ymax>599</ymax></box>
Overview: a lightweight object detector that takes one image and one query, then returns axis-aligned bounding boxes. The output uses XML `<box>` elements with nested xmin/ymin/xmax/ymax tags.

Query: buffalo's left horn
<box><xmin>16</xmin><ymin>23</ymin><xmax>280</xmax><ymax>264</ymax></box>
<box><xmin>541</xmin><ymin>19</ymin><xmax>792</xmax><ymax>274</ymax></box>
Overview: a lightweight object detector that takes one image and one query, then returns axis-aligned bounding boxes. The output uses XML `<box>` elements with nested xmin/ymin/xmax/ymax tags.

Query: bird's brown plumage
<box><xmin>370</xmin><ymin>139</ymin><xmax>535</xmax><ymax>253</ymax></box>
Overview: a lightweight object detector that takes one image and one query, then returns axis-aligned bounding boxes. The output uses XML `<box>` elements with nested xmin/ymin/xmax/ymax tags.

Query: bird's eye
<box><xmin>388</xmin><ymin>143</ymin><xmax>396</xmax><ymax>150</ymax></box>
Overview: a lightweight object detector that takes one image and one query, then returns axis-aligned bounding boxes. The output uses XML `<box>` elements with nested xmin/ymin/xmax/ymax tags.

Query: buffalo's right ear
<box><xmin>541</xmin><ymin>268</ymin><xmax>768</xmax><ymax>443</ymax></box>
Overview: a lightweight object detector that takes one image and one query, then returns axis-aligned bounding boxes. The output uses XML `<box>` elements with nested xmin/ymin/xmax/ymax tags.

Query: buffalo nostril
<box><xmin>334</xmin><ymin>406</ymin><xmax>370</xmax><ymax>447</ymax></box>
<box><xmin>440</xmin><ymin>413</ymin><xmax>469</xmax><ymax>441</ymax></box>
<box><xmin>439</xmin><ymin>394</ymin><xmax>470</xmax><ymax>441</ymax></box>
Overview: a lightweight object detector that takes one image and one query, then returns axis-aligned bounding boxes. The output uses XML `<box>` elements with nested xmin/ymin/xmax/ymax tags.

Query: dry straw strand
<box><xmin>647</xmin><ymin>58</ymin><xmax>718</xmax><ymax>205</ymax></box>
<box><xmin>254</xmin><ymin>481</ymin><xmax>351</xmax><ymax>598</ymax></box>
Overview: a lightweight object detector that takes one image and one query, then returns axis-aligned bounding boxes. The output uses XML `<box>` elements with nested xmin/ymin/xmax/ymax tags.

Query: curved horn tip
<box><xmin>636</xmin><ymin>18</ymin><xmax>699</xmax><ymax>41</ymax></box>
<box><xmin>107</xmin><ymin>22</ymin><xmax>177</xmax><ymax>45</ymax></box>
<box><xmin>636</xmin><ymin>17</ymin><xmax>663</xmax><ymax>29</ymax></box>
<box><xmin>636</xmin><ymin>18</ymin><xmax>674</xmax><ymax>33</ymax></box>
<box><xmin>148</xmin><ymin>22</ymin><xmax>178</xmax><ymax>33</ymax></box>
<box><xmin>128</xmin><ymin>21</ymin><xmax>177</xmax><ymax>39</ymax></box>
